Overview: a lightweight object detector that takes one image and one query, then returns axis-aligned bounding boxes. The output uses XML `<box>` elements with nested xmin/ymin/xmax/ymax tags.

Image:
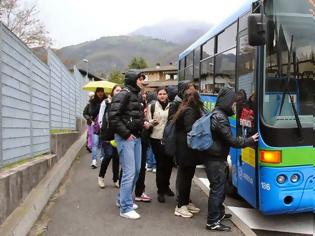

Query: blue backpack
<box><xmin>187</xmin><ymin>112</ymin><xmax>213</xmax><ymax>151</ymax></box>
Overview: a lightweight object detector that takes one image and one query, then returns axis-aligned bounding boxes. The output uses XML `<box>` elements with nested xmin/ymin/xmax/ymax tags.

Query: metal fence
<box><xmin>0</xmin><ymin>23</ymin><xmax>88</xmax><ymax>167</ymax></box>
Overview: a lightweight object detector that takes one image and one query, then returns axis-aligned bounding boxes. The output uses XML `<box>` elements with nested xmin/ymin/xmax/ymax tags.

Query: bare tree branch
<box><xmin>0</xmin><ymin>0</ymin><xmax>52</xmax><ymax>48</ymax></box>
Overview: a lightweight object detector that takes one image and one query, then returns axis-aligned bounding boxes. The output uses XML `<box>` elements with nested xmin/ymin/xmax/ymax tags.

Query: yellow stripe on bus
<box><xmin>241</xmin><ymin>147</ymin><xmax>256</xmax><ymax>167</ymax></box>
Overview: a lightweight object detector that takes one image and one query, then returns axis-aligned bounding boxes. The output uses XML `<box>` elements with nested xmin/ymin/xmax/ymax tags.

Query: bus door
<box><xmin>235</xmin><ymin>29</ymin><xmax>258</xmax><ymax>208</ymax></box>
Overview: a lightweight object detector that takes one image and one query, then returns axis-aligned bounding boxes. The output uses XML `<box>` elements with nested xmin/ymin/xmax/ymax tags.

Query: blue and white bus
<box><xmin>178</xmin><ymin>0</ymin><xmax>315</xmax><ymax>214</ymax></box>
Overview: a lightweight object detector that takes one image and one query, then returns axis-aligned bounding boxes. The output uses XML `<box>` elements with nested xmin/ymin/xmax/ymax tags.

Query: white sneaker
<box><xmin>114</xmin><ymin>181</ymin><xmax>120</xmax><ymax>188</ymax></box>
<box><xmin>116</xmin><ymin>201</ymin><xmax>138</xmax><ymax>210</ymax></box>
<box><xmin>98</xmin><ymin>177</ymin><xmax>105</xmax><ymax>188</ymax></box>
<box><xmin>174</xmin><ymin>206</ymin><xmax>193</xmax><ymax>218</ymax></box>
<box><xmin>152</xmin><ymin>168</ymin><xmax>156</xmax><ymax>173</ymax></box>
<box><xmin>187</xmin><ymin>202</ymin><xmax>200</xmax><ymax>213</ymax></box>
<box><xmin>120</xmin><ymin>210</ymin><xmax>141</xmax><ymax>220</ymax></box>
<box><xmin>91</xmin><ymin>159</ymin><xmax>97</xmax><ymax>169</ymax></box>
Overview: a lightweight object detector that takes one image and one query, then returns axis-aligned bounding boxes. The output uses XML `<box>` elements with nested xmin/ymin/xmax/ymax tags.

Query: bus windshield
<box><xmin>263</xmin><ymin>0</ymin><xmax>315</xmax><ymax>130</ymax></box>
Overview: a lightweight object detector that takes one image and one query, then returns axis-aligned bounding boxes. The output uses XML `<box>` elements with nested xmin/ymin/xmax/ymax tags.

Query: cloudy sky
<box><xmin>24</xmin><ymin>0</ymin><xmax>249</xmax><ymax>48</ymax></box>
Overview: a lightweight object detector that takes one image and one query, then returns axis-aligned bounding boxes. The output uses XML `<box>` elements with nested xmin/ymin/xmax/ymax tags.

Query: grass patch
<box><xmin>1</xmin><ymin>152</ymin><xmax>49</xmax><ymax>171</ymax></box>
<box><xmin>50</xmin><ymin>129</ymin><xmax>75</xmax><ymax>134</ymax></box>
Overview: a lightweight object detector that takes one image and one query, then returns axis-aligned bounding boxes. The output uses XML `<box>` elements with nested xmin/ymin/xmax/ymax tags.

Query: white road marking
<box><xmin>198</xmin><ymin>177</ymin><xmax>314</xmax><ymax>235</ymax></box>
<box><xmin>228</xmin><ymin>206</ymin><xmax>313</xmax><ymax>235</ymax></box>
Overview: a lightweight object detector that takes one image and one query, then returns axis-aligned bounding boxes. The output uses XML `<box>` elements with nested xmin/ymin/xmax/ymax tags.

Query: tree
<box><xmin>128</xmin><ymin>57</ymin><xmax>148</xmax><ymax>69</ymax></box>
<box><xmin>0</xmin><ymin>0</ymin><xmax>51</xmax><ymax>48</ymax></box>
<box><xmin>108</xmin><ymin>70</ymin><xmax>124</xmax><ymax>85</ymax></box>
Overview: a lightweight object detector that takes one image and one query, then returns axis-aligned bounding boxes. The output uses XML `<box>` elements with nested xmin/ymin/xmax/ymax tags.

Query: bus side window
<box><xmin>237</xmin><ymin>29</ymin><xmax>256</xmax><ymax>137</ymax></box>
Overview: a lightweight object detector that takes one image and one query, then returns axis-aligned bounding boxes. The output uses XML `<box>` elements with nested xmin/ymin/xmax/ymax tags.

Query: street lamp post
<box><xmin>83</xmin><ymin>59</ymin><xmax>89</xmax><ymax>81</ymax></box>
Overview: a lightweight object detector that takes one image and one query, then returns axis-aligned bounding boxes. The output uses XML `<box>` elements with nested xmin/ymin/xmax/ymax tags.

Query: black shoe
<box><xmin>165</xmin><ymin>188</ymin><xmax>175</xmax><ymax>196</ymax></box>
<box><xmin>206</xmin><ymin>222</ymin><xmax>231</xmax><ymax>232</ymax></box>
<box><xmin>157</xmin><ymin>194</ymin><xmax>165</xmax><ymax>203</ymax></box>
<box><xmin>86</xmin><ymin>145</ymin><xmax>92</xmax><ymax>153</ymax></box>
<box><xmin>220</xmin><ymin>213</ymin><xmax>232</xmax><ymax>221</ymax></box>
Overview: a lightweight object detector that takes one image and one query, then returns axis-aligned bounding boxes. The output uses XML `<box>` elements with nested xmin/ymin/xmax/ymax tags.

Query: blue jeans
<box><xmin>92</xmin><ymin>133</ymin><xmax>102</xmax><ymax>161</ymax></box>
<box><xmin>115</xmin><ymin>134</ymin><xmax>142</xmax><ymax>213</ymax></box>
<box><xmin>146</xmin><ymin>144</ymin><xmax>156</xmax><ymax>168</ymax></box>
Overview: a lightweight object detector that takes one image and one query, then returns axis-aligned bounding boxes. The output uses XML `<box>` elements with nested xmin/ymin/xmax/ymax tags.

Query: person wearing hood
<box><xmin>109</xmin><ymin>70</ymin><xmax>145</xmax><ymax>220</ymax></box>
<box><xmin>166</xmin><ymin>85</ymin><xmax>178</xmax><ymax>102</ymax></box>
<box><xmin>203</xmin><ymin>87</ymin><xmax>259</xmax><ymax>232</ymax></box>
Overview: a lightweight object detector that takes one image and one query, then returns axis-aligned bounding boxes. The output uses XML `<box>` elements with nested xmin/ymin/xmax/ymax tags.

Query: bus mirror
<box><xmin>248</xmin><ymin>14</ymin><xmax>266</xmax><ymax>46</ymax></box>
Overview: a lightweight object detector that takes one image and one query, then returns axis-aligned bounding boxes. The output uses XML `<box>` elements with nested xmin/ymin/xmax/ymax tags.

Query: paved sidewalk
<box><xmin>30</xmin><ymin>148</ymin><xmax>243</xmax><ymax>236</ymax></box>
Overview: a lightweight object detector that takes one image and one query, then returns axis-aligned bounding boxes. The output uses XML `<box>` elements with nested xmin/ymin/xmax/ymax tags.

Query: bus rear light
<box><xmin>290</xmin><ymin>174</ymin><xmax>300</xmax><ymax>183</ymax></box>
<box><xmin>260</xmin><ymin>150</ymin><xmax>282</xmax><ymax>164</ymax></box>
<box><xmin>276</xmin><ymin>175</ymin><xmax>287</xmax><ymax>184</ymax></box>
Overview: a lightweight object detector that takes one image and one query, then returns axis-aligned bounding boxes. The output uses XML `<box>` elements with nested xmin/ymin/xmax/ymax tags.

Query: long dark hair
<box><xmin>91</xmin><ymin>87</ymin><xmax>106</xmax><ymax>103</ymax></box>
<box><xmin>172</xmin><ymin>87</ymin><xmax>204</xmax><ymax>122</ymax></box>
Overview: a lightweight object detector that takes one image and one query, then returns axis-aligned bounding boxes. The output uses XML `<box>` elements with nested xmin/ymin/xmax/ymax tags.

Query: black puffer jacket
<box><xmin>109</xmin><ymin>71</ymin><xmax>144</xmax><ymax>140</ymax></box>
<box><xmin>207</xmin><ymin>87</ymin><xmax>254</xmax><ymax>161</ymax></box>
<box><xmin>83</xmin><ymin>97</ymin><xmax>103</xmax><ymax>123</ymax></box>
<box><xmin>88</xmin><ymin>98</ymin><xmax>103</xmax><ymax>120</ymax></box>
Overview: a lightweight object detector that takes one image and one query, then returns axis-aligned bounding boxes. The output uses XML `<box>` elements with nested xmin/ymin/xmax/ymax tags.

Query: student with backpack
<box><xmin>147</xmin><ymin>87</ymin><xmax>174</xmax><ymax>203</ymax></box>
<box><xmin>97</xmin><ymin>85</ymin><xmax>122</xmax><ymax>188</ymax></box>
<box><xmin>202</xmin><ymin>87</ymin><xmax>258</xmax><ymax>232</ymax></box>
<box><xmin>172</xmin><ymin>87</ymin><xmax>204</xmax><ymax>218</ymax></box>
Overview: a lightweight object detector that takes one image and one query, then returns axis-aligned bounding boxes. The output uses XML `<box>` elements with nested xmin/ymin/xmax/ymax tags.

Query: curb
<box><xmin>0</xmin><ymin>133</ymin><xmax>86</xmax><ymax>236</ymax></box>
<box><xmin>193</xmin><ymin>176</ymin><xmax>257</xmax><ymax>236</ymax></box>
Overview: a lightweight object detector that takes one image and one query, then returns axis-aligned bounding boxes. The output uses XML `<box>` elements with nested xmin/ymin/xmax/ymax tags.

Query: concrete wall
<box><xmin>0</xmin><ymin>154</ymin><xmax>58</xmax><ymax>225</ymax></box>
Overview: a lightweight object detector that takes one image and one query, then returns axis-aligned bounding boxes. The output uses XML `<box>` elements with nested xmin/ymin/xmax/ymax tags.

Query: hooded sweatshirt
<box><xmin>108</xmin><ymin>71</ymin><xmax>144</xmax><ymax>139</ymax></box>
<box><xmin>207</xmin><ymin>87</ymin><xmax>254</xmax><ymax>161</ymax></box>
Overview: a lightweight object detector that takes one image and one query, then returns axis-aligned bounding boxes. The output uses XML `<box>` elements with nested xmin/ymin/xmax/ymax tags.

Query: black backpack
<box><xmin>100</xmin><ymin>100</ymin><xmax>115</xmax><ymax>141</ymax></box>
<box><xmin>162</xmin><ymin>120</ymin><xmax>176</xmax><ymax>156</ymax></box>
<box><xmin>147</xmin><ymin>102</ymin><xmax>156</xmax><ymax>134</ymax></box>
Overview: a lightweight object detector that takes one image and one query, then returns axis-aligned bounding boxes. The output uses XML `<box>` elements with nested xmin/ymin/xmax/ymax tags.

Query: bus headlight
<box><xmin>290</xmin><ymin>174</ymin><xmax>300</xmax><ymax>183</ymax></box>
<box><xmin>276</xmin><ymin>175</ymin><xmax>286</xmax><ymax>184</ymax></box>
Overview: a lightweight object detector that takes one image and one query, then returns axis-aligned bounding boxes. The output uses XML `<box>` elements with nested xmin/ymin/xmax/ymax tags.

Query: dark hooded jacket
<box><xmin>109</xmin><ymin>71</ymin><xmax>144</xmax><ymax>139</ymax></box>
<box><xmin>207</xmin><ymin>87</ymin><xmax>254</xmax><ymax>161</ymax></box>
<box><xmin>82</xmin><ymin>95</ymin><xmax>104</xmax><ymax>123</ymax></box>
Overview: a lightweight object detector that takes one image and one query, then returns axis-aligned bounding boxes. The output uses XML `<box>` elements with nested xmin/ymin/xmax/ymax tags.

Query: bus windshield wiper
<box><xmin>278</xmin><ymin>35</ymin><xmax>303</xmax><ymax>139</ymax></box>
